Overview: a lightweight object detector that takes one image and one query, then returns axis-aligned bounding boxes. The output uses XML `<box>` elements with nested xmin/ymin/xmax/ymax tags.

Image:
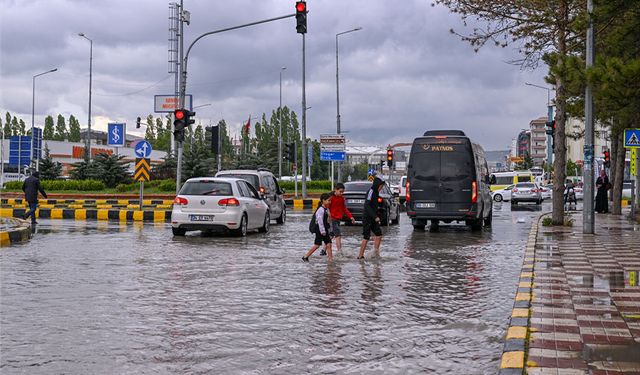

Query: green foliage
<box><xmin>55</xmin><ymin>114</ymin><xmax>67</xmax><ymax>140</ymax></box>
<box><xmin>68</xmin><ymin>115</ymin><xmax>81</xmax><ymax>142</ymax></box>
<box><xmin>3</xmin><ymin>112</ymin><xmax>11</xmax><ymax>137</ymax></box>
<box><xmin>5</xmin><ymin>179</ymin><xmax>105</xmax><ymax>191</ymax></box>
<box><xmin>39</xmin><ymin>144</ymin><xmax>62</xmax><ymax>180</ymax></box>
<box><xmin>115</xmin><ymin>179</ymin><xmax>176</xmax><ymax>193</ymax></box>
<box><xmin>18</xmin><ymin>119</ymin><xmax>26</xmax><ymax>136</ymax></box>
<box><xmin>566</xmin><ymin>159</ymin><xmax>579</xmax><ymax>176</ymax></box>
<box><xmin>182</xmin><ymin>147</ymin><xmax>215</xmax><ymax>181</ymax></box>
<box><xmin>158</xmin><ymin>180</ymin><xmax>176</xmax><ymax>192</ymax></box>
<box><xmin>43</xmin><ymin>115</ymin><xmax>55</xmax><ymax>140</ymax></box>
<box><xmin>541</xmin><ymin>217</ymin><xmax>553</xmax><ymax>227</ymax></box>
<box><xmin>70</xmin><ymin>153</ymin><xmax>131</xmax><ymax>188</ymax></box>
<box><xmin>152</xmin><ymin>155</ymin><xmax>177</xmax><ymax>180</ymax></box>
<box><xmin>11</xmin><ymin>117</ymin><xmax>19</xmax><ymax>136</ymax></box>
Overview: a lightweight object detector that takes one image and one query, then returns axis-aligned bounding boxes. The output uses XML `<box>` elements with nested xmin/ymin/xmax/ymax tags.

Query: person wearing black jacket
<box><xmin>595</xmin><ymin>169</ymin><xmax>610</xmax><ymax>213</ymax></box>
<box><xmin>357</xmin><ymin>177</ymin><xmax>385</xmax><ymax>259</ymax></box>
<box><xmin>22</xmin><ymin>171</ymin><xmax>48</xmax><ymax>225</ymax></box>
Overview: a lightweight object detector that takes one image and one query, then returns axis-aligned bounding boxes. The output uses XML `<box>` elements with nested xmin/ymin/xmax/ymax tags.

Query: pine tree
<box><xmin>55</xmin><ymin>114</ymin><xmax>67</xmax><ymax>141</ymax></box>
<box><xmin>3</xmin><ymin>113</ymin><xmax>11</xmax><ymax>137</ymax></box>
<box><xmin>68</xmin><ymin>115</ymin><xmax>81</xmax><ymax>142</ymax></box>
<box><xmin>92</xmin><ymin>153</ymin><xmax>131</xmax><ymax>188</ymax></box>
<box><xmin>18</xmin><ymin>119</ymin><xmax>26</xmax><ymax>135</ymax></box>
<box><xmin>43</xmin><ymin>115</ymin><xmax>55</xmax><ymax>140</ymax></box>
<box><xmin>39</xmin><ymin>144</ymin><xmax>62</xmax><ymax>180</ymax></box>
<box><xmin>11</xmin><ymin>117</ymin><xmax>19</xmax><ymax>136</ymax></box>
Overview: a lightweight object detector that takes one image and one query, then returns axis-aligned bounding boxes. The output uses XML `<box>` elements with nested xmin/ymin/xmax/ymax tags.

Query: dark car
<box><xmin>343</xmin><ymin>181</ymin><xmax>401</xmax><ymax>226</ymax></box>
<box><xmin>406</xmin><ymin>130</ymin><xmax>493</xmax><ymax>231</ymax></box>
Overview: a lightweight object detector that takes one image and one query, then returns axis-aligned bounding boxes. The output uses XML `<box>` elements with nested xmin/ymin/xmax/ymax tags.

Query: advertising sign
<box><xmin>154</xmin><ymin>95</ymin><xmax>193</xmax><ymax>113</ymax></box>
<box><xmin>107</xmin><ymin>123</ymin><xmax>126</xmax><ymax>147</ymax></box>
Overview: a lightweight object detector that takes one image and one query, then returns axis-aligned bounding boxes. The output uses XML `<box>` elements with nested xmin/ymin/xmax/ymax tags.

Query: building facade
<box><xmin>529</xmin><ymin>117</ymin><xmax>548</xmax><ymax>166</ymax></box>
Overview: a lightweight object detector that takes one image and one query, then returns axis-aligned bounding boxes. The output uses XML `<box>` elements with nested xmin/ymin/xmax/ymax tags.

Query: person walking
<box><xmin>595</xmin><ymin>169</ymin><xmax>610</xmax><ymax>213</ymax></box>
<box><xmin>357</xmin><ymin>177</ymin><xmax>385</xmax><ymax>260</ymax></box>
<box><xmin>22</xmin><ymin>171</ymin><xmax>48</xmax><ymax>225</ymax></box>
<box><xmin>302</xmin><ymin>193</ymin><xmax>333</xmax><ymax>262</ymax></box>
<box><xmin>321</xmin><ymin>183</ymin><xmax>356</xmax><ymax>255</ymax></box>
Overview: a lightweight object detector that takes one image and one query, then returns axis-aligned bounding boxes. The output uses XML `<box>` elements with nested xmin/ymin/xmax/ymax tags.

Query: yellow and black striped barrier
<box><xmin>0</xmin><ymin>217</ymin><xmax>32</xmax><ymax>247</ymax></box>
<box><xmin>1</xmin><ymin>198</ymin><xmax>174</xmax><ymax>206</ymax></box>
<box><xmin>0</xmin><ymin>207</ymin><xmax>171</xmax><ymax>223</ymax></box>
<box><xmin>285</xmin><ymin>199</ymin><xmax>320</xmax><ymax>210</ymax></box>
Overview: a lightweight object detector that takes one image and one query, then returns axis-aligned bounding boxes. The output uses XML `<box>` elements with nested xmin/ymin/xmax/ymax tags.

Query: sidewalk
<box><xmin>502</xmin><ymin>212</ymin><xmax>640</xmax><ymax>375</ymax></box>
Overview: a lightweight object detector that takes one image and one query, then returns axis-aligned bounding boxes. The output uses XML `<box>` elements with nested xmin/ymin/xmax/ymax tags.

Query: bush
<box><xmin>541</xmin><ymin>217</ymin><xmax>553</xmax><ymax>227</ymax></box>
<box><xmin>158</xmin><ymin>180</ymin><xmax>176</xmax><ymax>192</ymax></box>
<box><xmin>4</xmin><ymin>181</ymin><xmax>23</xmax><ymax>190</ymax></box>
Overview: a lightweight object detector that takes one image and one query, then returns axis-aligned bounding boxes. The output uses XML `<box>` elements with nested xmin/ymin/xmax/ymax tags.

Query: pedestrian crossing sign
<box><xmin>624</xmin><ymin>129</ymin><xmax>640</xmax><ymax>148</ymax></box>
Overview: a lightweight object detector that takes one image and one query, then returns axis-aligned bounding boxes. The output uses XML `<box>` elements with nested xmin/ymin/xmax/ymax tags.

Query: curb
<box><xmin>0</xmin><ymin>207</ymin><xmax>171</xmax><ymax>223</ymax></box>
<box><xmin>0</xmin><ymin>218</ymin><xmax>32</xmax><ymax>247</ymax></box>
<box><xmin>498</xmin><ymin>213</ymin><xmax>547</xmax><ymax>374</ymax></box>
<box><xmin>1</xmin><ymin>198</ymin><xmax>174</xmax><ymax>206</ymax></box>
<box><xmin>284</xmin><ymin>198</ymin><xmax>320</xmax><ymax>210</ymax></box>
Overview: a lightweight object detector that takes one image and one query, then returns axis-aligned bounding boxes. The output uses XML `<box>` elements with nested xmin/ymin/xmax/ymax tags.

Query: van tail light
<box><xmin>218</xmin><ymin>198</ymin><xmax>240</xmax><ymax>206</ymax></box>
<box><xmin>406</xmin><ymin>181</ymin><xmax>410</xmax><ymax>203</ymax></box>
<box><xmin>173</xmin><ymin>196</ymin><xmax>188</xmax><ymax>205</ymax></box>
<box><xmin>259</xmin><ymin>186</ymin><xmax>266</xmax><ymax>194</ymax></box>
<box><xmin>377</xmin><ymin>197</ymin><xmax>383</xmax><ymax>203</ymax></box>
<box><xmin>471</xmin><ymin>181</ymin><xmax>478</xmax><ymax>203</ymax></box>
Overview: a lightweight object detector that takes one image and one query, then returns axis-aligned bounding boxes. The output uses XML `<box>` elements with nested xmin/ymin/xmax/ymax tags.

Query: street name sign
<box><xmin>107</xmin><ymin>123</ymin><xmax>126</xmax><ymax>147</ymax></box>
<box><xmin>320</xmin><ymin>134</ymin><xmax>346</xmax><ymax>151</ymax></box>
<box><xmin>134</xmin><ymin>158</ymin><xmax>151</xmax><ymax>182</ymax></box>
<box><xmin>320</xmin><ymin>151</ymin><xmax>346</xmax><ymax>161</ymax></box>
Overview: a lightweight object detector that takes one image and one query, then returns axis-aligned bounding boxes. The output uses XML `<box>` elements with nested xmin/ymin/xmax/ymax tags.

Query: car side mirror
<box><xmin>489</xmin><ymin>175</ymin><xmax>496</xmax><ymax>184</ymax></box>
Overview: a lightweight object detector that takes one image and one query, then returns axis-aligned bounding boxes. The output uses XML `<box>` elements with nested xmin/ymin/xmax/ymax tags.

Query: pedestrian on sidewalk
<box><xmin>22</xmin><ymin>171</ymin><xmax>48</xmax><ymax>225</ymax></box>
<box><xmin>302</xmin><ymin>193</ymin><xmax>333</xmax><ymax>262</ymax></box>
<box><xmin>357</xmin><ymin>177</ymin><xmax>385</xmax><ymax>259</ymax></box>
<box><xmin>322</xmin><ymin>183</ymin><xmax>356</xmax><ymax>255</ymax></box>
<box><xmin>595</xmin><ymin>169</ymin><xmax>610</xmax><ymax>213</ymax></box>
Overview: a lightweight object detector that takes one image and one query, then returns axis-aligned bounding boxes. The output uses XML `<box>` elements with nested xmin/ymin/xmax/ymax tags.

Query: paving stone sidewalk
<box><xmin>526</xmin><ymin>212</ymin><xmax>640</xmax><ymax>375</ymax></box>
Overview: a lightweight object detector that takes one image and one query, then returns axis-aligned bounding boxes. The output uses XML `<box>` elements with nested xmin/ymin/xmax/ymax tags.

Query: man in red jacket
<box><xmin>322</xmin><ymin>182</ymin><xmax>355</xmax><ymax>255</ymax></box>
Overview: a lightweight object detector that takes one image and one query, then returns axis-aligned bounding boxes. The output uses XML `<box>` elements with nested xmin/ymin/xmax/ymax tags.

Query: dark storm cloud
<box><xmin>0</xmin><ymin>0</ymin><xmax>548</xmax><ymax>150</ymax></box>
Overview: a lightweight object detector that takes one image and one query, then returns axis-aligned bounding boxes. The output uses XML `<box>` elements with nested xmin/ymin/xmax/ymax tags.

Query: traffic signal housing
<box><xmin>295</xmin><ymin>1</ymin><xmax>307</xmax><ymax>34</ymax></box>
<box><xmin>603</xmin><ymin>150</ymin><xmax>610</xmax><ymax>168</ymax></box>
<box><xmin>285</xmin><ymin>142</ymin><xmax>297</xmax><ymax>162</ymax></box>
<box><xmin>386</xmin><ymin>148</ymin><xmax>394</xmax><ymax>167</ymax></box>
<box><xmin>205</xmin><ymin>125</ymin><xmax>220</xmax><ymax>154</ymax></box>
<box><xmin>173</xmin><ymin>108</ymin><xmax>196</xmax><ymax>142</ymax></box>
<box><xmin>136</xmin><ymin>116</ymin><xmax>141</xmax><ymax>129</ymax></box>
<box><xmin>545</xmin><ymin>120</ymin><xmax>555</xmax><ymax>136</ymax></box>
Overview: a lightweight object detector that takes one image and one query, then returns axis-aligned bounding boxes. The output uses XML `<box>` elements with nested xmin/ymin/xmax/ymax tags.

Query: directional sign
<box><xmin>134</xmin><ymin>158</ymin><xmax>151</xmax><ymax>182</ymax></box>
<box><xmin>625</xmin><ymin>129</ymin><xmax>640</xmax><ymax>148</ymax></box>
<box><xmin>134</xmin><ymin>140</ymin><xmax>153</xmax><ymax>158</ymax></box>
<box><xmin>320</xmin><ymin>151</ymin><xmax>346</xmax><ymax>161</ymax></box>
<box><xmin>107</xmin><ymin>123</ymin><xmax>126</xmax><ymax>147</ymax></box>
<box><xmin>320</xmin><ymin>134</ymin><xmax>346</xmax><ymax>152</ymax></box>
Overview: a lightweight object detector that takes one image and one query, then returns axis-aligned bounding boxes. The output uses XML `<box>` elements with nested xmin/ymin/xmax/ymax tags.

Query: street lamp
<box><xmin>525</xmin><ymin>82</ymin><xmax>556</xmax><ymax>169</ymax></box>
<box><xmin>78</xmin><ymin>33</ymin><xmax>93</xmax><ymax>160</ymax></box>
<box><xmin>336</xmin><ymin>27</ymin><xmax>362</xmax><ymax>183</ymax></box>
<box><xmin>278</xmin><ymin>66</ymin><xmax>286</xmax><ymax>178</ymax></box>
<box><xmin>31</xmin><ymin>68</ymin><xmax>58</xmax><ymax>171</ymax></box>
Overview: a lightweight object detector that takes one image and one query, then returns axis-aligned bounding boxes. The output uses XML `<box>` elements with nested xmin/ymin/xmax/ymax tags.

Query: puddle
<box><xmin>568</xmin><ymin>271</ymin><xmax>634</xmax><ymax>289</ymax></box>
<box><xmin>583</xmin><ymin>343</ymin><xmax>640</xmax><ymax>363</ymax></box>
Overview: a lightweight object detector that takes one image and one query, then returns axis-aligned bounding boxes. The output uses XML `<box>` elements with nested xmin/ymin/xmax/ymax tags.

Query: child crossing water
<box><xmin>302</xmin><ymin>193</ymin><xmax>333</xmax><ymax>262</ymax></box>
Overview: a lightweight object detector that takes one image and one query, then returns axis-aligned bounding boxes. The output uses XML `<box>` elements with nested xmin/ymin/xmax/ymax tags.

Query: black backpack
<box><xmin>309</xmin><ymin>208</ymin><xmax>319</xmax><ymax>233</ymax></box>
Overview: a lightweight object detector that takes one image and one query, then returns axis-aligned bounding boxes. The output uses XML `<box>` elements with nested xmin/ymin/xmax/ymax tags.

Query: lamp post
<box><xmin>525</xmin><ymin>82</ymin><xmax>555</xmax><ymax>168</ymax></box>
<box><xmin>31</xmin><ymin>68</ymin><xmax>58</xmax><ymax>171</ymax></box>
<box><xmin>78</xmin><ymin>33</ymin><xmax>93</xmax><ymax>160</ymax></box>
<box><xmin>336</xmin><ymin>27</ymin><xmax>362</xmax><ymax>183</ymax></box>
<box><xmin>278</xmin><ymin>66</ymin><xmax>286</xmax><ymax>178</ymax></box>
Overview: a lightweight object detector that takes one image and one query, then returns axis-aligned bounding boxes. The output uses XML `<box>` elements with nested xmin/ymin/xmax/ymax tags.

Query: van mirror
<box><xmin>488</xmin><ymin>175</ymin><xmax>496</xmax><ymax>185</ymax></box>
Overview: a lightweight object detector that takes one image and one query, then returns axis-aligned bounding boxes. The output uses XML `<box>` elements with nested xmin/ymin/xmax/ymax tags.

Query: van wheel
<box><xmin>412</xmin><ymin>219</ymin><xmax>426</xmax><ymax>231</ymax></box>
<box><xmin>172</xmin><ymin>227</ymin><xmax>186</xmax><ymax>236</ymax></box>
<box><xmin>469</xmin><ymin>219</ymin><xmax>483</xmax><ymax>231</ymax></box>
<box><xmin>484</xmin><ymin>211</ymin><xmax>492</xmax><ymax>227</ymax></box>
<box><xmin>276</xmin><ymin>208</ymin><xmax>286</xmax><ymax>224</ymax></box>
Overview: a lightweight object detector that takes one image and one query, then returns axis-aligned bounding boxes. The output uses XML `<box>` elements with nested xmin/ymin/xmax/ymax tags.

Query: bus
<box><xmin>489</xmin><ymin>171</ymin><xmax>534</xmax><ymax>191</ymax></box>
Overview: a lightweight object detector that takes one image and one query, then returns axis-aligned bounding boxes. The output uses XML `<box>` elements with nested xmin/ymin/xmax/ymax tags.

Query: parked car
<box><xmin>399</xmin><ymin>175</ymin><xmax>407</xmax><ymax>204</ymax></box>
<box><xmin>511</xmin><ymin>182</ymin><xmax>543</xmax><ymax>206</ymax></box>
<box><xmin>540</xmin><ymin>185</ymin><xmax>552</xmax><ymax>200</ymax></box>
<box><xmin>171</xmin><ymin>177</ymin><xmax>270</xmax><ymax>236</ymax></box>
<box><xmin>491</xmin><ymin>185</ymin><xmax>513</xmax><ymax>202</ymax></box>
<box><xmin>343</xmin><ymin>181</ymin><xmax>401</xmax><ymax>226</ymax></box>
<box><xmin>216</xmin><ymin>168</ymin><xmax>287</xmax><ymax>224</ymax></box>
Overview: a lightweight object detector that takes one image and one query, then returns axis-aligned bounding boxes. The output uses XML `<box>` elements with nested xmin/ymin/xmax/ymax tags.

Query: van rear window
<box><xmin>495</xmin><ymin>176</ymin><xmax>513</xmax><ymax>185</ymax></box>
<box><xmin>517</xmin><ymin>175</ymin><xmax>532</xmax><ymax>182</ymax></box>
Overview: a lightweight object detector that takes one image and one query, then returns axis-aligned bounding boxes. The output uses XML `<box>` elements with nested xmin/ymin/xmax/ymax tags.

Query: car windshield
<box><xmin>517</xmin><ymin>183</ymin><xmax>535</xmax><ymax>188</ymax></box>
<box><xmin>217</xmin><ymin>174</ymin><xmax>260</xmax><ymax>189</ymax></box>
<box><xmin>345</xmin><ymin>183</ymin><xmax>371</xmax><ymax>192</ymax></box>
<box><xmin>180</xmin><ymin>181</ymin><xmax>233</xmax><ymax>196</ymax></box>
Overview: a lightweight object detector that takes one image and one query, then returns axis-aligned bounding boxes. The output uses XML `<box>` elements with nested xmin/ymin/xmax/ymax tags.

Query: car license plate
<box><xmin>189</xmin><ymin>215</ymin><xmax>215</xmax><ymax>221</ymax></box>
<box><xmin>416</xmin><ymin>202</ymin><xmax>436</xmax><ymax>208</ymax></box>
<box><xmin>348</xmin><ymin>199</ymin><xmax>365</xmax><ymax>204</ymax></box>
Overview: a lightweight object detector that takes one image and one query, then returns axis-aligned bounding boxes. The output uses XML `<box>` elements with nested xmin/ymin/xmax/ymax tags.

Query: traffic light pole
<box><xmin>583</xmin><ymin>0</ymin><xmax>595</xmax><ymax>234</ymax></box>
<box><xmin>217</xmin><ymin>124</ymin><xmax>222</xmax><ymax>172</ymax></box>
<box><xmin>301</xmin><ymin>33</ymin><xmax>307</xmax><ymax>198</ymax></box>
<box><xmin>176</xmin><ymin>0</ymin><xmax>185</xmax><ymax>195</ymax></box>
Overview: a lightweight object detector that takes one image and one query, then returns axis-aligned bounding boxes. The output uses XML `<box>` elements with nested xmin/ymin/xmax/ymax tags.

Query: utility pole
<box><xmin>176</xmin><ymin>0</ymin><xmax>185</xmax><ymax>194</ymax></box>
<box><xmin>279</xmin><ymin>66</ymin><xmax>286</xmax><ymax>178</ymax></box>
<box><xmin>583</xmin><ymin>0</ymin><xmax>595</xmax><ymax>234</ymax></box>
<box><xmin>301</xmin><ymin>33</ymin><xmax>307</xmax><ymax>198</ymax></box>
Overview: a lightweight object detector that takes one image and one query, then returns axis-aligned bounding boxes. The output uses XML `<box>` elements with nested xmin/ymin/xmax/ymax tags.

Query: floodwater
<box><xmin>1</xmin><ymin>203</ymin><xmax>540</xmax><ymax>374</ymax></box>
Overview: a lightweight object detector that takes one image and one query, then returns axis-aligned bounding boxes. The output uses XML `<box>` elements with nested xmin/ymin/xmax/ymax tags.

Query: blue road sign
<box><xmin>9</xmin><ymin>136</ymin><xmax>32</xmax><ymax>166</ymax></box>
<box><xmin>308</xmin><ymin>145</ymin><xmax>313</xmax><ymax>166</ymax></box>
<box><xmin>624</xmin><ymin>129</ymin><xmax>640</xmax><ymax>148</ymax></box>
<box><xmin>320</xmin><ymin>151</ymin><xmax>346</xmax><ymax>162</ymax></box>
<box><xmin>107</xmin><ymin>123</ymin><xmax>126</xmax><ymax>147</ymax></box>
<box><xmin>134</xmin><ymin>140</ymin><xmax>153</xmax><ymax>158</ymax></box>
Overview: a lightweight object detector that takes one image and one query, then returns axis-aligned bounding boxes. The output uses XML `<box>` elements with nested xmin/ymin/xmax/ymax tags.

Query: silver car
<box><xmin>171</xmin><ymin>177</ymin><xmax>270</xmax><ymax>236</ymax></box>
<box><xmin>511</xmin><ymin>182</ymin><xmax>543</xmax><ymax>206</ymax></box>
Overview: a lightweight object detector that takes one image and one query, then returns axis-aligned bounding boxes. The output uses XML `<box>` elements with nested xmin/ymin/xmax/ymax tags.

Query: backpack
<box><xmin>309</xmin><ymin>208</ymin><xmax>319</xmax><ymax>233</ymax></box>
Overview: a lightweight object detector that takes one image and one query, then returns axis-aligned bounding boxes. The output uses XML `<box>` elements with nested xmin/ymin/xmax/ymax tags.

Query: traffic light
<box><xmin>386</xmin><ymin>148</ymin><xmax>394</xmax><ymax>167</ymax></box>
<box><xmin>136</xmin><ymin>116</ymin><xmax>141</xmax><ymax>129</ymax></box>
<box><xmin>173</xmin><ymin>109</ymin><xmax>196</xmax><ymax>142</ymax></box>
<box><xmin>603</xmin><ymin>150</ymin><xmax>610</xmax><ymax>168</ymax></box>
<box><xmin>545</xmin><ymin>120</ymin><xmax>555</xmax><ymax>136</ymax></box>
<box><xmin>206</xmin><ymin>125</ymin><xmax>220</xmax><ymax>154</ymax></box>
<box><xmin>295</xmin><ymin>1</ymin><xmax>307</xmax><ymax>34</ymax></box>
<box><xmin>285</xmin><ymin>142</ymin><xmax>297</xmax><ymax>162</ymax></box>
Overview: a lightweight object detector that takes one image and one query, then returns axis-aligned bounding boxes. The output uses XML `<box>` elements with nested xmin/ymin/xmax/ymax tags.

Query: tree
<box><xmin>54</xmin><ymin>114</ymin><xmax>67</xmax><ymax>140</ymax></box>
<box><xmin>68</xmin><ymin>115</ymin><xmax>81</xmax><ymax>142</ymax></box>
<box><xmin>566</xmin><ymin>159</ymin><xmax>578</xmax><ymax>176</ymax></box>
<box><xmin>151</xmin><ymin>155</ymin><xmax>177</xmax><ymax>180</ymax></box>
<box><xmin>434</xmin><ymin>0</ymin><xmax>590</xmax><ymax>225</ymax></box>
<box><xmin>3</xmin><ymin>112</ymin><xmax>11</xmax><ymax>137</ymax></box>
<box><xmin>39</xmin><ymin>144</ymin><xmax>62</xmax><ymax>180</ymax></box>
<box><xmin>182</xmin><ymin>146</ymin><xmax>214</xmax><ymax>181</ymax></box>
<box><xmin>11</xmin><ymin>116</ymin><xmax>19</xmax><ymax>136</ymax></box>
<box><xmin>92</xmin><ymin>153</ymin><xmax>131</xmax><ymax>187</ymax></box>
<box><xmin>144</xmin><ymin>114</ymin><xmax>156</xmax><ymax>142</ymax></box>
<box><xmin>18</xmin><ymin>119</ymin><xmax>26</xmax><ymax>135</ymax></box>
<box><xmin>43</xmin><ymin>115</ymin><xmax>55</xmax><ymax>140</ymax></box>
<box><xmin>70</xmin><ymin>158</ymin><xmax>99</xmax><ymax>180</ymax></box>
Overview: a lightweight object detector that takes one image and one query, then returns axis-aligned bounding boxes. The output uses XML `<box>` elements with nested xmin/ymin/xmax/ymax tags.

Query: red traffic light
<box><xmin>603</xmin><ymin>150</ymin><xmax>610</xmax><ymax>161</ymax></box>
<box><xmin>175</xmin><ymin>109</ymin><xmax>185</xmax><ymax>120</ymax></box>
<box><xmin>387</xmin><ymin>149</ymin><xmax>393</xmax><ymax>161</ymax></box>
<box><xmin>296</xmin><ymin>1</ymin><xmax>306</xmax><ymax>12</ymax></box>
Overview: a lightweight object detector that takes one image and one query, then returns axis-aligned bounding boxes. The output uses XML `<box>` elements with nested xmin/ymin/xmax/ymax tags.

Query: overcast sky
<box><xmin>0</xmin><ymin>0</ymin><xmax>549</xmax><ymax>151</ymax></box>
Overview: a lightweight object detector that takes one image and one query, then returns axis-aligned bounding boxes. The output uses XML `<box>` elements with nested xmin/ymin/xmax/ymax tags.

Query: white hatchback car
<box><xmin>491</xmin><ymin>185</ymin><xmax>513</xmax><ymax>202</ymax></box>
<box><xmin>171</xmin><ymin>177</ymin><xmax>270</xmax><ymax>237</ymax></box>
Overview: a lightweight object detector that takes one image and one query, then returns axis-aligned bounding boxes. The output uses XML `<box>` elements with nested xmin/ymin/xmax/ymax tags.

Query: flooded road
<box><xmin>1</xmin><ymin>203</ymin><xmax>543</xmax><ymax>374</ymax></box>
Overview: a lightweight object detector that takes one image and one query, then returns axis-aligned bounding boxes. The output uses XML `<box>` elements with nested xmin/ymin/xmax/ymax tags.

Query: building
<box><xmin>564</xmin><ymin>117</ymin><xmax>610</xmax><ymax>165</ymax></box>
<box><xmin>529</xmin><ymin>117</ymin><xmax>548</xmax><ymax>166</ymax></box>
<box><xmin>516</xmin><ymin>130</ymin><xmax>531</xmax><ymax>160</ymax></box>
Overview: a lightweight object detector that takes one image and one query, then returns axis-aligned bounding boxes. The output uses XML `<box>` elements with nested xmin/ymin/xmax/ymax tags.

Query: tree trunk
<box><xmin>611</xmin><ymin>134</ymin><xmax>625</xmax><ymax>215</ymax></box>
<box><xmin>609</xmin><ymin>133</ymin><xmax>618</xmax><ymax>202</ymax></box>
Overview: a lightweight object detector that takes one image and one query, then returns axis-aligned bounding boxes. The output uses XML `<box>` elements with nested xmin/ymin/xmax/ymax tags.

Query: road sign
<box><xmin>320</xmin><ymin>134</ymin><xmax>346</xmax><ymax>152</ymax></box>
<box><xmin>32</xmin><ymin>127</ymin><xmax>42</xmax><ymax>161</ymax></box>
<box><xmin>631</xmin><ymin>149</ymin><xmax>637</xmax><ymax>175</ymax></box>
<box><xmin>134</xmin><ymin>158</ymin><xmax>151</xmax><ymax>182</ymax></box>
<box><xmin>624</xmin><ymin>129</ymin><xmax>640</xmax><ymax>148</ymax></box>
<box><xmin>9</xmin><ymin>136</ymin><xmax>32</xmax><ymax>167</ymax></box>
<box><xmin>308</xmin><ymin>145</ymin><xmax>313</xmax><ymax>166</ymax></box>
<box><xmin>154</xmin><ymin>94</ymin><xmax>193</xmax><ymax>113</ymax></box>
<box><xmin>134</xmin><ymin>140</ymin><xmax>153</xmax><ymax>158</ymax></box>
<box><xmin>107</xmin><ymin>123</ymin><xmax>126</xmax><ymax>147</ymax></box>
<box><xmin>320</xmin><ymin>151</ymin><xmax>346</xmax><ymax>161</ymax></box>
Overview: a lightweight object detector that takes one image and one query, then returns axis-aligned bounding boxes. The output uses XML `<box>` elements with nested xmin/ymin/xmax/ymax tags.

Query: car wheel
<box><xmin>233</xmin><ymin>214</ymin><xmax>248</xmax><ymax>237</ymax></box>
<box><xmin>493</xmin><ymin>194</ymin><xmax>503</xmax><ymax>202</ymax></box>
<box><xmin>172</xmin><ymin>227</ymin><xmax>186</xmax><ymax>236</ymax></box>
<box><xmin>276</xmin><ymin>207</ymin><xmax>286</xmax><ymax>224</ymax></box>
<box><xmin>259</xmin><ymin>212</ymin><xmax>270</xmax><ymax>233</ymax></box>
<box><xmin>469</xmin><ymin>219</ymin><xmax>483</xmax><ymax>231</ymax></box>
<box><xmin>511</xmin><ymin>200</ymin><xmax>518</xmax><ymax>206</ymax></box>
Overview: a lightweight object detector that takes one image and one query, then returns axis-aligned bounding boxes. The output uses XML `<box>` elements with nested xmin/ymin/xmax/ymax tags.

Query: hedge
<box><xmin>4</xmin><ymin>179</ymin><xmax>106</xmax><ymax>191</ymax></box>
<box><xmin>278</xmin><ymin>180</ymin><xmax>332</xmax><ymax>191</ymax></box>
<box><xmin>116</xmin><ymin>179</ymin><xmax>176</xmax><ymax>192</ymax></box>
